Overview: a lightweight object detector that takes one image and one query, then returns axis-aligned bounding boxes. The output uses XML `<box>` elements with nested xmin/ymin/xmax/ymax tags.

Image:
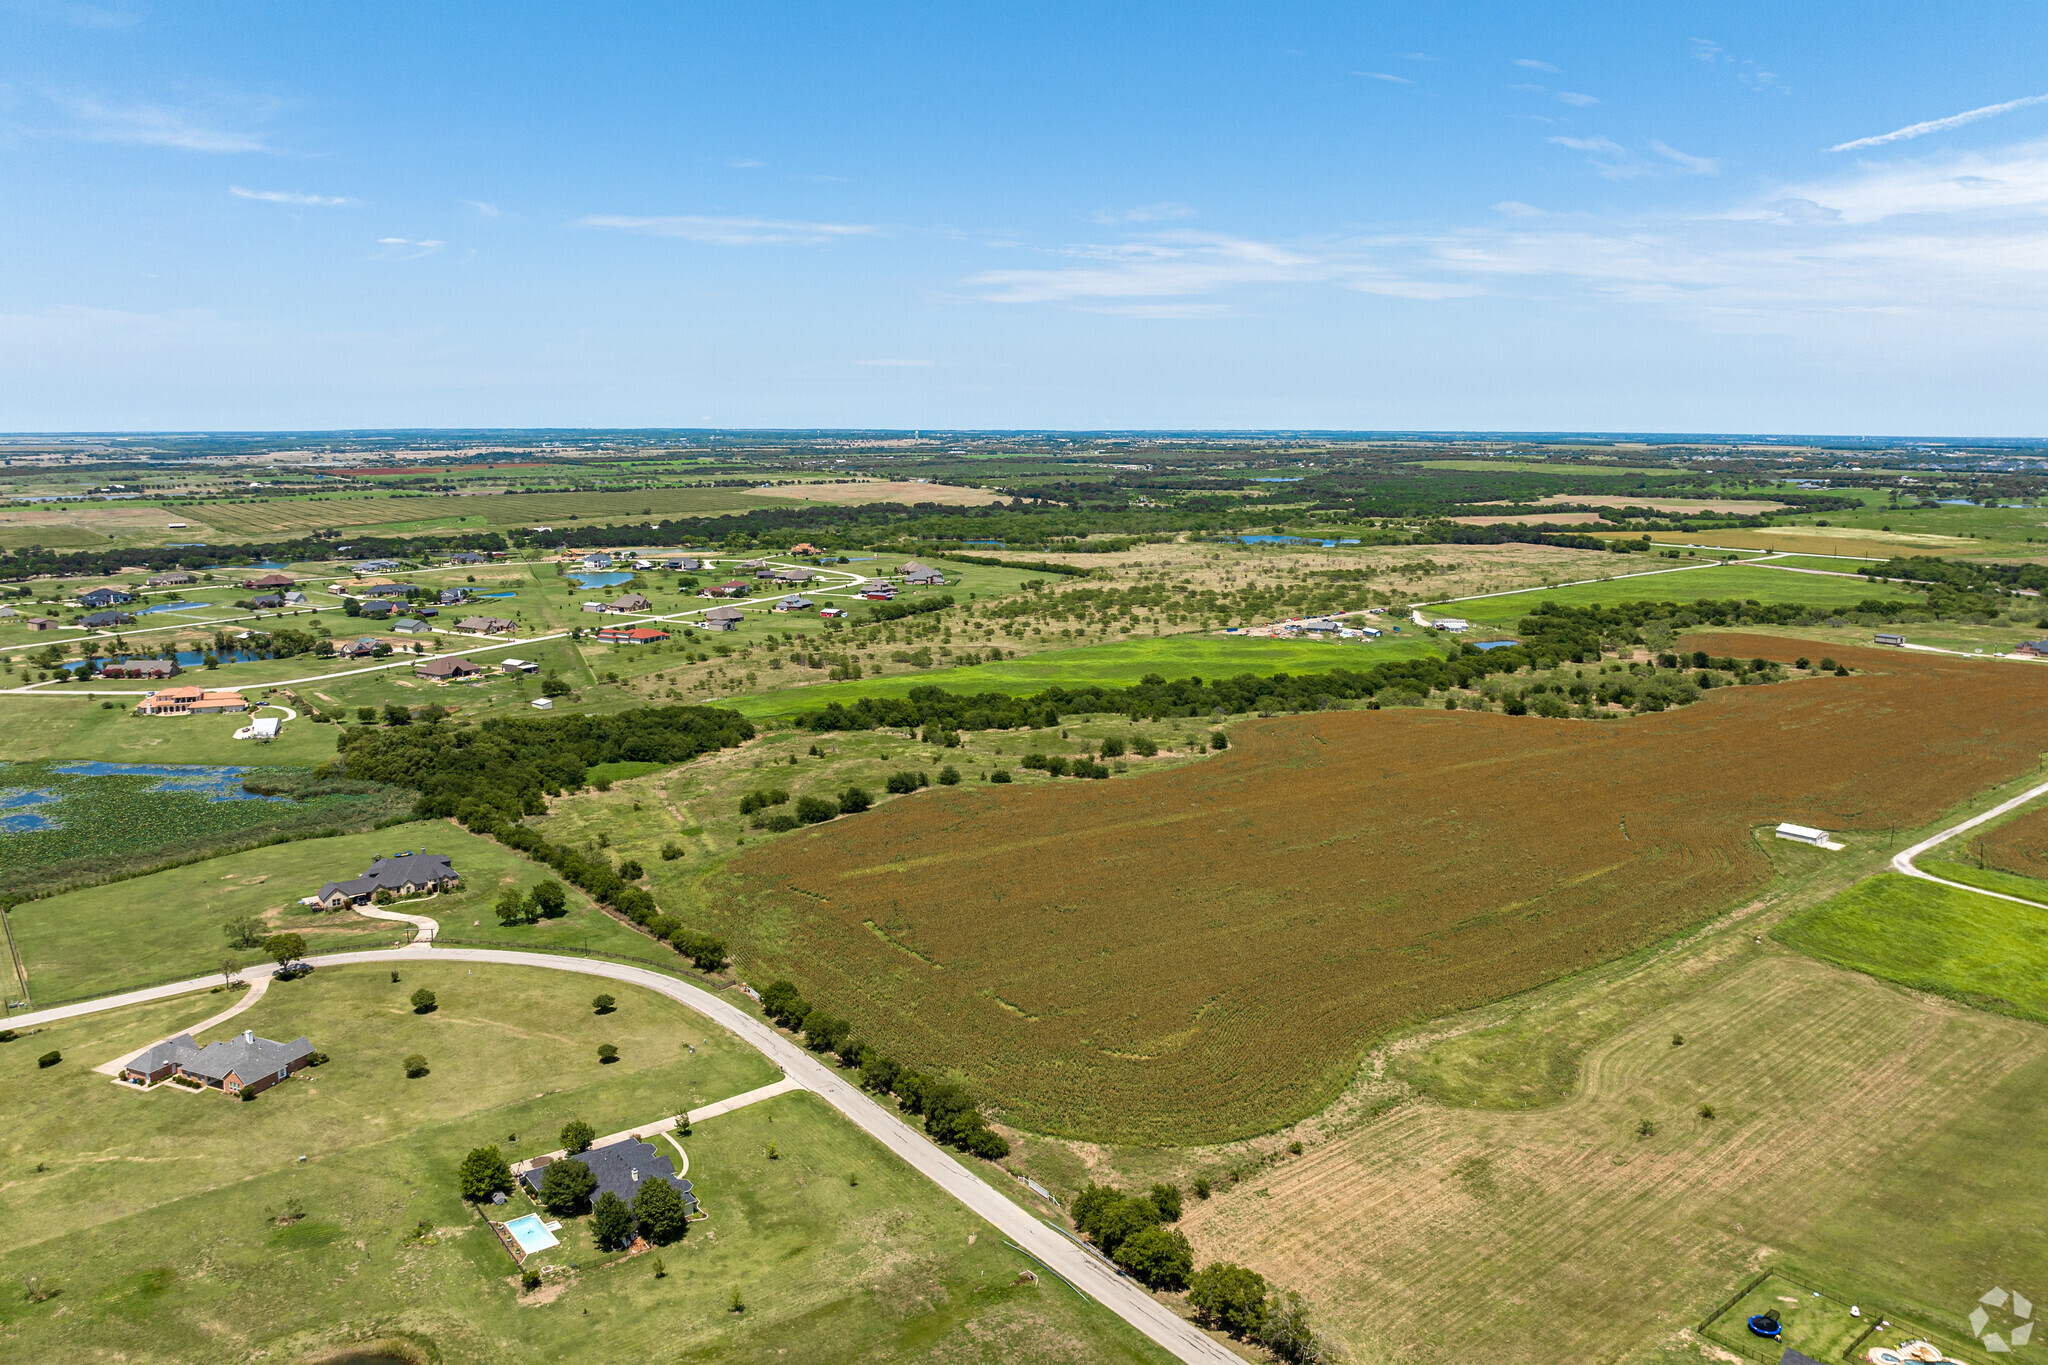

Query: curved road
<box><xmin>1892</xmin><ymin>777</ymin><xmax>2048</xmax><ymax>907</ymax></box>
<box><xmin>11</xmin><ymin>942</ymin><xmax>1242</xmax><ymax>1365</ymax></box>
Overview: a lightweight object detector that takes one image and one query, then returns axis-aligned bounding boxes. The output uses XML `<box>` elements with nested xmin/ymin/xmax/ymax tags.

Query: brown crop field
<box><xmin>1980</xmin><ymin>801</ymin><xmax>2048</xmax><ymax>878</ymax></box>
<box><xmin>703</xmin><ymin>637</ymin><xmax>2048</xmax><ymax>1143</ymax></box>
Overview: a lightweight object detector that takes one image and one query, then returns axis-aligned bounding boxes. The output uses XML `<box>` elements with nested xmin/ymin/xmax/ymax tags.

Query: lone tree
<box><xmin>402</xmin><ymin>1053</ymin><xmax>430</xmax><ymax>1078</ymax></box>
<box><xmin>591</xmin><ymin>994</ymin><xmax>616</xmax><ymax>1015</ymax></box>
<box><xmin>597</xmin><ymin>1043</ymin><xmax>620</xmax><ymax>1064</ymax></box>
<box><xmin>538</xmin><ymin>1157</ymin><xmax>596</xmax><ymax>1213</ymax></box>
<box><xmin>495</xmin><ymin>887</ymin><xmax>531</xmax><ymax>926</ymax></box>
<box><xmin>632</xmin><ymin>1177</ymin><xmax>689</xmax><ymax>1244</ymax></box>
<box><xmin>223</xmin><ymin>915</ymin><xmax>266</xmax><ymax>949</ymax></box>
<box><xmin>264</xmin><ymin>932</ymin><xmax>307</xmax><ymax>971</ymax></box>
<box><xmin>410</xmin><ymin>987</ymin><xmax>437</xmax><ymax>1014</ymax></box>
<box><xmin>458</xmin><ymin>1144</ymin><xmax>514</xmax><ymax>1201</ymax></box>
<box><xmin>591</xmin><ymin>1190</ymin><xmax>635</xmax><ymax>1250</ymax></box>
<box><xmin>220</xmin><ymin>956</ymin><xmax>241</xmax><ymax>986</ymax></box>
<box><xmin>560</xmin><ymin>1118</ymin><xmax>596</xmax><ymax>1154</ymax></box>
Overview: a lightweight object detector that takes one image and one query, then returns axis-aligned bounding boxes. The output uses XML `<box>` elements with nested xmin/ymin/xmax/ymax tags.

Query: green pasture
<box><xmin>1400</xmin><ymin>459</ymin><xmax>1664</xmax><ymax>476</ymax></box>
<box><xmin>1758</xmin><ymin>553</ymin><xmax>1887</xmax><ymax>570</ymax></box>
<box><xmin>0</xmin><ymin>698</ymin><xmax>334</xmax><ymax>764</ymax></box>
<box><xmin>1699</xmin><ymin>1271</ymin><xmax>1957</xmax><ymax>1364</ymax></box>
<box><xmin>730</xmin><ymin>631</ymin><xmax>1445</xmax><ymax>719</ymax></box>
<box><xmin>9</xmin><ymin>820</ymin><xmax>654</xmax><ymax>1004</ymax></box>
<box><xmin>1917</xmin><ymin>859</ymin><xmax>2048</xmax><ymax>905</ymax></box>
<box><xmin>0</xmin><ymin>966</ymin><xmax>1168</xmax><ymax>1364</ymax></box>
<box><xmin>1775</xmin><ymin>872</ymin><xmax>2048</xmax><ymax>1025</ymax></box>
<box><xmin>1444</xmin><ymin>563</ymin><xmax>1926</xmax><ymax>625</ymax></box>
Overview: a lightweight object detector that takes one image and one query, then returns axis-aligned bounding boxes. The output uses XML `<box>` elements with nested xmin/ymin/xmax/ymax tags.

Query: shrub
<box><xmin>617</xmin><ymin>859</ymin><xmax>644</xmax><ymax>881</ymax></box>
<box><xmin>837</xmin><ymin>785</ymin><xmax>873</xmax><ymax>813</ymax></box>
<box><xmin>886</xmin><ymin>770</ymin><xmax>920</xmax><ymax>794</ymax></box>
<box><xmin>403</xmin><ymin>1053</ymin><xmax>429</xmax><ymax>1078</ymax></box>
<box><xmin>561</xmin><ymin>1118</ymin><xmax>596</xmax><ymax>1153</ymax></box>
<box><xmin>796</xmin><ymin>795</ymin><xmax>839</xmax><ymax>824</ymax></box>
<box><xmin>1116</xmin><ymin>1224</ymin><xmax>1193</xmax><ymax>1290</ymax></box>
<box><xmin>937</xmin><ymin>765</ymin><xmax>960</xmax><ymax>786</ymax></box>
<box><xmin>1189</xmin><ymin>1261</ymin><xmax>1268</xmax><ymax>1337</ymax></box>
<box><xmin>521</xmin><ymin>1268</ymin><xmax>542</xmax><ymax>1291</ymax></box>
<box><xmin>592</xmin><ymin>994</ymin><xmax>617</xmax><ymax>1014</ymax></box>
<box><xmin>37</xmin><ymin>1050</ymin><xmax>61</xmax><ymax>1069</ymax></box>
<box><xmin>738</xmin><ymin>788</ymin><xmax>790</xmax><ymax>816</ymax></box>
<box><xmin>1193</xmin><ymin>1175</ymin><xmax>1212</xmax><ymax>1199</ymax></box>
<box><xmin>410</xmin><ymin>987</ymin><xmax>437</xmax><ymax>1014</ymax></box>
<box><xmin>1097</xmin><ymin>736</ymin><xmax>1125</xmax><ymax>758</ymax></box>
<box><xmin>597</xmin><ymin>1043</ymin><xmax>619</xmax><ymax>1063</ymax></box>
<box><xmin>990</xmin><ymin>768</ymin><xmax>1012</xmax><ymax>783</ymax></box>
<box><xmin>1209</xmin><ymin>730</ymin><xmax>1229</xmax><ymax>750</ymax></box>
<box><xmin>759</xmin><ymin>813</ymin><xmax>800</xmax><ymax>831</ymax></box>
<box><xmin>660</xmin><ymin>840</ymin><xmax>686</xmax><ymax>860</ymax></box>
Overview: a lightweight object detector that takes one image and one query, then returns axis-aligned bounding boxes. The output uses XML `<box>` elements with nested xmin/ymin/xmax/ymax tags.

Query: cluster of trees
<box><xmin>791</xmin><ymin>653</ymin><xmax>1535</xmax><ymax>734</ymax></box>
<box><xmin>338</xmin><ymin>704</ymin><xmax>754</xmax><ymax>829</ymax></box>
<box><xmin>1186</xmin><ymin>1262</ymin><xmax>1331</xmax><ymax>1363</ymax></box>
<box><xmin>1020</xmin><ymin>753</ymin><xmax>1111</xmax><ymax>779</ymax></box>
<box><xmin>1514</xmin><ymin>597</ymin><xmax>1917</xmax><ymax>665</ymax></box>
<box><xmin>1</xmin><ymin>530</ymin><xmax>505</xmax><ymax>582</ymax></box>
<box><xmin>495</xmin><ymin>879</ymin><xmax>568</xmax><ymax>925</ymax></box>
<box><xmin>1071</xmin><ymin>1182</ymin><xmax>1193</xmax><ymax>1289</ymax></box>
<box><xmin>758</xmin><ymin>980</ymin><xmax>1009</xmax><ymax>1160</ymax></box>
<box><xmin>866</xmin><ymin>593</ymin><xmax>955</xmax><ymax>623</ymax></box>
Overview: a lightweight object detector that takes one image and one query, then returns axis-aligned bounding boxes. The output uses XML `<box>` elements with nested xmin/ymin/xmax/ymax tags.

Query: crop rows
<box><xmin>1979</xmin><ymin>802</ymin><xmax>2048</xmax><ymax>879</ymax></box>
<box><xmin>711</xmin><ymin>637</ymin><xmax>2048</xmax><ymax>1143</ymax></box>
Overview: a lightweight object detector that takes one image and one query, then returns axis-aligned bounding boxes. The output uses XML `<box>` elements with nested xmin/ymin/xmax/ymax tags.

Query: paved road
<box><xmin>11</xmin><ymin>943</ymin><xmax>1241</xmax><ymax>1365</ymax></box>
<box><xmin>1892</xmin><ymin>777</ymin><xmax>2048</xmax><ymax>908</ymax></box>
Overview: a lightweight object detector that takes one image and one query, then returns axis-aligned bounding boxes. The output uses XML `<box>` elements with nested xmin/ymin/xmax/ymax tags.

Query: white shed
<box><xmin>1774</xmin><ymin>822</ymin><xmax>1829</xmax><ymax>846</ymax></box>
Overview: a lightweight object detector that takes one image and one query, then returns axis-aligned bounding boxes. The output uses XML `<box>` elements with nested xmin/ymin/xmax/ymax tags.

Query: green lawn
<box><xmin>0</xmin><ymin>966</ymin><xmax>1171</xmax><ymax>1364</ymax></box>
<box><xmin>732</xmin><ymin>632</ymin><xmax>1445</xmax><ymax>719</ymax></box>
<box><xmin>1774</xmin><ymin>872</ymin><xmax>2048</xmax><ymax>1024</ymax></box>
<box><xmin>0</xmin><ymin>696</ymin><xmax>340</xmax><ymax>765</ymax></box>
<box><xmin>1445</xmin><ymin>563</ymin><xmax>1926</xmax><ymax>625</ymax></box>
<box><xmin>11</xmin><ymin>820</ymin><xmax>654</xmax><ymax>1005</ymax></box>
<box><xmin>1918</xmin><ymin>859</ymin><xmax>2048</xmax><ymax>905</ymax></box>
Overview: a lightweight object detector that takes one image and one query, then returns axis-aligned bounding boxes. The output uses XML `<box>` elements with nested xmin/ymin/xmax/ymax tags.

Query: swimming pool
<box><xmin>503</xmin><ymin>1213</ymin><xmax>558</xmax><ymax>1254</ymax></box>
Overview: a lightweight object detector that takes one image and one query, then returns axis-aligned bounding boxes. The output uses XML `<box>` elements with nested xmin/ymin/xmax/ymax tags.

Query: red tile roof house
<box><xmin>120</xmin><ymin>1029</ymin><xmax>315</xmax><ymax>1096</ymax></box>
<box><xmin>240</xmin><ymin>572</ymin><xmax>296</xmax><ymax>590</ymax></box>
<box><xmin>699</xmin><ymin>581</ymin><xmax>752</xmax><ymax>598</ymax></box>
<box><xmin>596</xmin><ymin>625</ymin><xmax>669</xmax><ymax>644</ymax></box>
<box><xmin>138</xmin><ymin>686</ymin><xmax>247</xmax><ymax>715</ymax></box>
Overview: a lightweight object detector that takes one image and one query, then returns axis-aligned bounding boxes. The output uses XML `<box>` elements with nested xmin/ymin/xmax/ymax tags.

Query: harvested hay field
<box><xmin>1180</xmin><ymin>951</ymin><xmax>2048</xmax><ymax>1365</ymax></box>
<box><xmin>1979</xmin><ymin>800</ymin><xmax>2048</xmax><ymax>879</ymax></box>
<box><xmin>707</xmin><ymin>637</ymin><xmax>2048</xmax><ymax>1142</ymax></box>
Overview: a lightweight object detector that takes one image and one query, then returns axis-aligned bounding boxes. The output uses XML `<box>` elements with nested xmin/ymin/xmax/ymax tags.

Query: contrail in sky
<box><xmin>1829</xmin><ymin>93</ymin><xmax>2048</xmax><ymax>151</ymax></box>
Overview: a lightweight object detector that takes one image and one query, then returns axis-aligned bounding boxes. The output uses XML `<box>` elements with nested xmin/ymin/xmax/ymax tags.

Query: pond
<box><xmin>475</xmin><ymin>591</ymin><xmax>518</xmax><ymax>599</ymax></box>
<box><xmin>49</xmin><ymin>762</ymin><xmax>286</xmax><ymax>801</ymax></box>
<box><xmin>1237</xmin><ymin>535</ymin><xmax>1363</xmax><ymax>547</ymax></box>
<box><xmin>135</xmin><ymin>601</ymin><xmax>219</xmax><ymax>615</ymax></box>
<box><xmin>567</xmin><ymin>571</ymin><xmax>634</xmax><ymax>588</ymax></box>
<box><xmin>60</xmin><ymin>648</ymin><xmax>265</xmax><ymax>671</ymax></box>
<box><xmin>1</xmin><ymin>787</ymin><xmax>63</xmax><ymax>832</ymax></box>
<box><xmin>1472</xmin><ymin>640</ymin><xmax>1520</xmax><ymax>651</ymax></box>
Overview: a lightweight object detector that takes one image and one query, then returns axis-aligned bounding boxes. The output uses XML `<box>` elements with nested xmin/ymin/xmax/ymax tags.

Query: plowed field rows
<box><xmin>1980</xmin><ymin>801</ymin><xmax>2048</xmax><ymax>878</ymax></box>
<box><xmin>709</xmin><ymin>637</ymin><xmax>2048</xmax><ymax>1141</ymax></box>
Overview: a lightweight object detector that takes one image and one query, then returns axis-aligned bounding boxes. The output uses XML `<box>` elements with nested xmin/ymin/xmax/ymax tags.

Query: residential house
<box><xmin>818</xmin><ymin>607</ymin><xmax>848</xmax><ymax>618</ymax></box>
<box><xmin>439</xmin><ymin>587</ymin><xmax>469</xmax><ymax>605</ymax></box>
<box><xmin>518</xmin><ymin>1139</ymin><xmax>696</xmax><ymax>1215</ymax></box>
<box><xmin>772</xmin><ymin>595</ymin><xmax>815</xmax><ymax>612</ymax></box>
<box><xmin>859</xmin><ymin>584</ymin><xmax>897</xmax><ymax>600</ymax></box>
<box><xmin>282</xmin><ymin>591</ymin><xmax>308</xmax><ymax>607</ymax></box>
<box><xmin>582</xmin><ymin>552</ymin><xmax>614</xmax><ymax>570</ymax></box>
<box><xmin>81</xmin><ymin>609</ymin><xmax>135</xmax><ymax>628</ymax></box>
<box><xmin>772</xmin><ymin>567</ymin><xmax>816</xmax><ymax>585</ymax></box>
<box><xmin>392</xmin><ymin>619</ymin><xmax>432</xmax><ymax>635</ymax></box>
<box><xmin>2014</xmin><ymin>640</ymin><xmax>2048</xmax><ymax>658</ymax></box>
<box><xmin>0</xmin><ymin>606</ymin><xmax>14</xmax><ymax>618</ymax></box>
<box><xmin>596</xmin><ymin>625</ymin><xmax>670</xmax><ymax>644</ymax></box>
<box><xmin>357</xmin><ymin>580</ymin><xmax>413</xmax><ymax>598</ymax></box>
<box><xmin>608</xmin><ymin>593</ymin><xmax>653</xmax><ymax>612</ymax></box>
<box><xmin>455</xmin><ymin>615</ymin><xmax>515</xmax><ymax>634</ymax></box>
<box><xmin>358</xmin><ymin>600</ymin><xmax>394</xmax><ymax>620</ymax></box>
<box><xmin>313</xmin><ymin>851</ymin><xmax>459</xmax><ymax>907</ymax></box>
<box><xmin>701</xmin><ymin>581</ymin><xmax>751</xmax><ymax>598</ymax></box>
<box><xmin>251</xmin><ymin>593</ymin><xmax>285</xmax><ymax>609</ymax></box>
<box><xmin>74</xmin><ymin>587</ymin><xmax>134</xmax><ymax>609</ymax></box>
<box><xmin>447</xmin><ymin>551</ymin><xmax>487</xmax><ymax>565</ymax></box>
<box><xmin>415</xmin><ymin>656</ymin><xmax>483</xmax><ymax>681</ymax></box>
<box><xmin>896</xmin><ymin>560</ymin><xmax>932</xmax><ymax>578</ymax></box>
<box><xmin>147</xmin><ymin>571</ymin><xmax>196</xmax><ymax>587</ymax></box>
<box><xmin>338</xmin><ymin>636</ymin><xmax>383</xmax><ymax>658</ymax></box>
<box><xmin>754</xmin><ymin>566</ymin><xmax>780</xmax><ymax>580</ymax></box>
<box><xmin>788</xmin><ymin>542</ymin><xmax>821</xmax><ymax>556</ymax></box>
<box><xmin>902</xmin><ymin>567</ymin><xmax>945</xmax><ymax>587</ymax></box>
<box><xmin>100</xmin><ymin>658</ymin><xmax>177</xmax><ymax>680</ymax></box>
<box><xmin>137</xmin><ymin>687</ymin><xmax>247</xmax><ymax>715</ymax></box>
<box><xmin>120</xmin><ymin>1029</ymin><xmax>316</xmax><ymax>1096</ymax></box>
<box><xmin>665</xmin><ymin>557</ymin><xmax>701</xmax><ymax>571</ymax></box>
<box><xmin>240</xmin><ymin>572</ymin><xmax>295</xmax><ymax>590</ymax></box>
<box><xmin>352</xmin><ymin>558</ymin><xmax>401</xmax><ymax>573</ymax></box>
<box><xmin>703</xmin><ymin>605</ymin><xmax>745</xmax><ymax>631</ymax></box>
<box><xmin>499</xmin><ymin>658</ymin><xmax>539</xmax><ymax>674</ymax></box>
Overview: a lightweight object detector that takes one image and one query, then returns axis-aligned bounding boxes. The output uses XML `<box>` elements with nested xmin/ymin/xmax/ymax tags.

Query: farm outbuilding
<box><xmin>1774</xmin><ymin>822</ymin><xmax>1830</xmax><ymax>846</ymax></box>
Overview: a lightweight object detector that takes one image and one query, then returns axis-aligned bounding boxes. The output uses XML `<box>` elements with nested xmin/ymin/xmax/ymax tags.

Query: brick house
<box><xmin>415</xmin><ymin>656</ymin><xmax>482</xmax><ymax>680</ymax></box>
<box><xmin>314</xmin><ymin>850</ymin><xmax>460</xmax><ymax>907</ymax></box>
<box><xmin>120</xmin><ymin>1029</ymin><xmax>315</xmax><ymax>1096</ymax></box>
<box><xmin>241</xmin><ymin>572</ymin><xmax>296</xmax><ymax>590</ymax></box>
<box><xmin>138</xmin><ymin>687</ymin><xmax>247</xmax><ymax>715</ymax></box>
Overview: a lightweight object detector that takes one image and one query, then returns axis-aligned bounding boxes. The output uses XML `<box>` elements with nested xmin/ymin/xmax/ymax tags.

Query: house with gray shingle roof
<box><xmin>519</xmin><ymin>1139</ymin><xmax>696</xmax><ymax>1214</ymax></box>
<box><xmin>314</xmin><ymin>851</ymin><xmax>459</xmax><ymax>908</ymax></box>
<box><xmin>121</xmin><ymin>1028</ymin><xmax>315</xmax><ymax>1096</ymax></box>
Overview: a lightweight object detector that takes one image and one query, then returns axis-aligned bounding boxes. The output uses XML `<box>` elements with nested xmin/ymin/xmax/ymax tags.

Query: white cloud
<box><xmin>1513</xmin><ymin>58</ymin><xmax>1560</xmax><ymax>72</ymax></box>
<box><xmin>1558</xmin><ymin>92</ymin><xmax>1600</xmax><ymax>107</ymax></box>
<box><xmin>231</xmin><ymin>185</ymin><xmax>356</xmax><ymax>206</ymax></box>
<box><xmin>1090</xmin><ymin>202</ymin><xmax>1198</xmax><ymax>225</ymax></box>
<box><xmin>577</xmin><ymin>214</ymin><xmax>878</xmax><ymax>245</ymax></box>
<box><xmin>1689</xmin><ymin>38</ymin><xmax>1723</xmax><ymax>62</ymax></box>
<box><xmin>374</xmin><ymin>238</ymin><xmax>445</xmax><ymax>261</ymax></box>
<box><xmin>1650</xmin><ymin>140</ymin><xmax>1720</xmax><ymax>175</ymax></box>
<box><xmin>1767</xmin><ymin>140</ymin><xmax>2048</xmax><ymax>223</ymax></box>
<box><xmin>1829</xmin><ymin>93</ymin><xmax>2048</xmax><ymax>153</ymax></box>
<box><xmin>1355</xmin><ymin>71</ymin><xmax>1414</xmax><ymax>84</ymax></box>
<box><xmin>853</xmin><ymin>358</ymin><xmax>939</xmax><ymax>367</ymax></box>
<box><xmin>1492</xmin><ymin>201</ymin><xmax>1549</xmax><ymax>217</ymax></box>
<box><xmin>461</xmin><ymin>199</ymin><xmax>501</xmax><ymax>218</ymax></box>
<box><xmin>1551</xmin><ymin>136</ymin><xmax>1622</xmax><ymax>153</ymax></box>
<box><xmin>44</xmin><ymin>92</ymin><xmax>272</xmax><ymax>152</ymax></box>
<box><xmin>968</xmin><ymin>232</ymin><xmax>1325</xmax><ymax>304</ymax></box>
<box><xmin>725</xmin><ymin>157</ymin><xmax>766</xmax><ymax>169</ymax></box>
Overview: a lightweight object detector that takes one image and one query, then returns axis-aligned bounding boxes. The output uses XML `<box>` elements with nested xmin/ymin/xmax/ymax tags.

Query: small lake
<box><xmin>1472</xmin><ymin>640</ymin><xmax>1520</xmax><ymax>650</ymax></box>
<box><xmin>1237</xmin><ymin>535</ymin><xmax>1363</xmax><ymax>547</ymax></box>
<box><xmin>61</xmin><ymin>648</ymin><xmax>264</xmax><ymax>671</ymax></box>
<box><xmin>475</xmin><ymin>591</ymin><xmax>518</xmax><ymax>599</ymax></box>
<box><xmin>1</xmin><ymin>788</ymin><xmax>63</xmax><ymax>832</ymax></box>
<box><xmin>135</xmin><ymin>601</ymin><xmax>222</xmax><ymax>615</ymax></box>
<box><xmin>49</xmin><ymin>762</ymin><xmax>284</xmax><ymax>801</ymax></box>
<box><xmin>567</xmin><ymin>571</ymin><xmax>634</xmax><ymax>588</ymax></box>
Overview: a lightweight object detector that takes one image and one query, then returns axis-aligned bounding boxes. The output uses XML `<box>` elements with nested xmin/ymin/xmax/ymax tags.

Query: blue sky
<box><xmin>4</xmin><ymin>1</ymin><xmax>2048</xmax><ymax>433</ymax></box>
